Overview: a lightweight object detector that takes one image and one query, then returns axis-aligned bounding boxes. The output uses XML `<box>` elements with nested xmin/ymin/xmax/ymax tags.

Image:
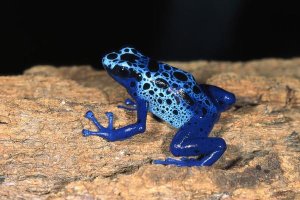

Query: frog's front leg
<box><xmin>82</xmin><ymin>99</ymin><xmax>147</xmax><ymax>141</ymax></box>
<box><xmin>154</xmin><ymin>115</ymin><xmax>226</xmax><ymax>167</ymax></box>
<box><xmin>117</xmin><ymin>98</ymin><xmax>137</xmax><ymax>111</ymax></box>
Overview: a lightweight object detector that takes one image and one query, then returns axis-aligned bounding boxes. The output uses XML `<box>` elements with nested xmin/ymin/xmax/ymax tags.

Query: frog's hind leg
<box><xmin>199</xmin><ymin>84</ymin><xmax>236</xmax><ymax>112</ymax></box>
<box><xmin>153</xmin><ymin>116</ymin><xmax>226</xmax><ymax>167</ymax></box>
<box><xmin>154</xmin><ymin>137</ymin><xmax>226</xmax><ymax>167</ymax></box>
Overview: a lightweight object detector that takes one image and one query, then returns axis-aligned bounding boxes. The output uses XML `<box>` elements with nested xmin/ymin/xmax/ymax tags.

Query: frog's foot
<box><xmin>117</xmin><ymin>98</ymin><xmax>137</xmax><ymax>111</ymax></box>
<box><xmin>153</xmin><ymin>157</ymin><xmax>206</xmax><ymax>167</ymax></box>
<box><xmin>82</xmin><ymin>99</ymin><xmax>147</xmax><ymax>141</ymax></box>
<box><xmin>82</xmin><ymin>110</ymin><xmax>114</xmax><ymax>138</ymax></box>
<box><xmin>160</xmin><ymin>137</ymin><xmax>226</xmax><ymax>167</ymax></box>
<box><xmin>155</xmin><ymin>115</ymin><xmax>227</xmax><ymax>167</ymax></box>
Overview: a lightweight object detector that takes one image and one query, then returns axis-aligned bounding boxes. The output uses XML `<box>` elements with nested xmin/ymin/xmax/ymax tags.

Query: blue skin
<box><xmin>82</xmin><ymin>47</ymin><xmax>236</xmax><ymax>167</ymax></box>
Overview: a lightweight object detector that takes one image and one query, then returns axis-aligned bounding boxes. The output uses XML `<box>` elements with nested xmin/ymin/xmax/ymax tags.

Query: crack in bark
<box><xmin>285</xmin><ymin>85</ymin><xmax>296</xmax><ymax>108</ymax></box>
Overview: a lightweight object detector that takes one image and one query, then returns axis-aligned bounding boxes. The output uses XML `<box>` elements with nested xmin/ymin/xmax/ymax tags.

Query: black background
<box><xmin>2</xmin><ymin>0</ymin><xmax>300</xmax><ymax>75</ymax></box>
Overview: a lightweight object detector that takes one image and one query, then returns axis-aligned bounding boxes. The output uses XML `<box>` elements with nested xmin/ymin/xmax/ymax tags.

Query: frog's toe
<box><xmin>82</xmin><ymin>129</ymin><xmax>92</xmax><ymax>137</ymax></box>
<box><xmin>152</xmin><ymin>159</ymin><xmax>167</xmax><ymax>165</ymax></box>
<box><xmin>153</xmin><ymin>157</ymin><xmax>206</xmax><ymax>167</ymax></box>
<box><xmin>117</xmin><ymin>98</ymin><xmax>137</xmax><ymax>111</ymax></box>
<box><xmin>85</xmin><ymin>110</ymin><xmax>95</xmax><ymax>119</ymax></box>
<box><xmin>153</xmin><ymin>157</ymin><xmax>184</xmax><ymax>166</ymax></box>
<box><xmin>124</xmin><ymin>98</ymin><xmax>136</xmax><ymax>106</ymax></box>
<box><xmin>117</xmin><ymin>105</ymin><xmax>137</xmax><ymax>111</ymax></box>
<box><xmin>84</xmin><ymin>110</ymin><xmax>106</xmax><ymax>130</ymax></box>
<box><xmin>105</xmin><ymin>112</ymin><xmax>114</xmax><ymax>130</ymax></box>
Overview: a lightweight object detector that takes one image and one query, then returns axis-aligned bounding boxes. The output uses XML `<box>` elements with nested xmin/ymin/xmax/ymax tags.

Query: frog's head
<box><xmin>201</xmin><ymin>84</ymin><xmax>236</xmax><ymax>112</ymax></box>
<box><xmin>102</xmin><ymin>47</ymin><xmax>145</xmax><ymax>86</ymax></box>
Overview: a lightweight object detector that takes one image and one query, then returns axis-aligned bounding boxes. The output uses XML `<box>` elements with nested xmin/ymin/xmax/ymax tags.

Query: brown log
<box><xmin>0</xmin><ymin>58</ymin><xmax>299</xmax><ymax>199</ymax></box>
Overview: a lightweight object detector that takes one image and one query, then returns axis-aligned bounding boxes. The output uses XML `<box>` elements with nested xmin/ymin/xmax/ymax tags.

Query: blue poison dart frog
<box><xmin>82</xmin><ymin>47</ymin><xmax>236</xmax><ymax>167</ymax></box>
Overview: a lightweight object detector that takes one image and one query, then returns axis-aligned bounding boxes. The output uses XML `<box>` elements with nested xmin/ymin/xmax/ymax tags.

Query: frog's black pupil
<box><xmin>119</xmin><ymin>68</ymin><xmax>129</xmax><ymax>77</ymax></box>
<box><xmin>111</xmin><ymin>65</ymin><xmax>129</xmax><ymax>78</ymax></box>
<box><xmin>129</xmin><ymin>69</ymin><xmax>142</xmax><ymax>82</ymax></box>
<box><xmin>136</xmin><ymin>73</ymin><xmax>142</xmax><ymax>81</ymax></box>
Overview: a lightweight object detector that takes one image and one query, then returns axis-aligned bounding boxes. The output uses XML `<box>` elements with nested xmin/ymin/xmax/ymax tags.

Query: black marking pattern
<box><xmin>155</xmin><ymin>78</ymin><xmax>169</xmax><ymax>89</ymax></box>
<box><xmin>102</xmin><ymin>47</ymin><xmax>217</xmax><ymax>128</ymax></box>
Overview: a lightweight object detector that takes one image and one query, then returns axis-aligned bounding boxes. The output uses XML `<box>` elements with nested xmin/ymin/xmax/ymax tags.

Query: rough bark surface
<box><xmin>0</xmin><ymin>58</ymin><xmax>299</xmax><ymax>200</ymax></box>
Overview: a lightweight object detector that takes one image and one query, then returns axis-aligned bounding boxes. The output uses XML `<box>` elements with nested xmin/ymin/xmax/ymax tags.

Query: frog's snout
<box><xmin>102</xmin><ymin>52</ymin><xmax>118</xmax><ymax>70</ymax></box>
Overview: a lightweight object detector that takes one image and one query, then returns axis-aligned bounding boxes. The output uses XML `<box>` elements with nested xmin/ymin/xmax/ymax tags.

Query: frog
<box><xmin>82</xmin><ymin>47</ymin><xmax>236</xmax><ymax>167</ymax></box>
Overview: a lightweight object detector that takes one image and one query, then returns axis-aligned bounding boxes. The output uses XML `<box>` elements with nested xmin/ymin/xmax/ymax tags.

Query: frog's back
<box><xmin>136</xmin><ymin>61</ymin><xmax>216</xmax><ymax>128</ymax></box>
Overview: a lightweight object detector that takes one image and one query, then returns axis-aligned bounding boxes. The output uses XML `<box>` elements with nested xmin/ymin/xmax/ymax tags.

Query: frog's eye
<box><xmin>129</xmin><ymin>69</ymin><xmax>142</xmax><ymax>82</ymax></box>
<box><xmin>111</xmin><ymin>65</ymin><xmax>130</xmax><ymax>78</ymax></box>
